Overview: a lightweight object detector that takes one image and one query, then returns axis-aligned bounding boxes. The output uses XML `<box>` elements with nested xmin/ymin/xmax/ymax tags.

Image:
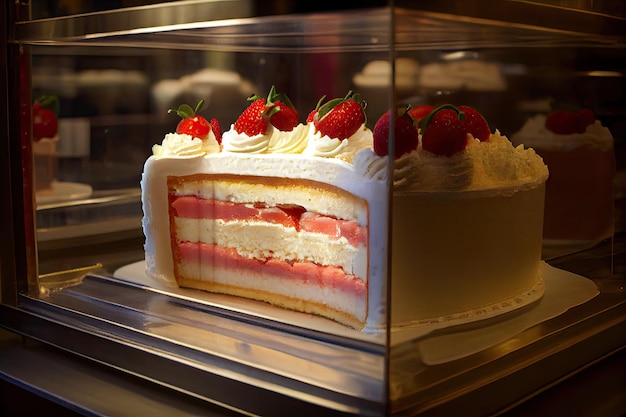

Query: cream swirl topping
<box><xmin>396</xmin><ymin>148</ymin><xmax>474</xmax><ymax>192</ymax></box>
<box><xmin>394</xmin><ymin>130</ymin><xmax>548</xmax><ymax>193</ymax></box>
<box><xmin>221</xmin><ymin>124</ymin><xmax>310</xmax><ymax>154</ymax></box>
<box><xmin>304</xmin><ymin>124</ymin><xmax>373</xmax><ymax>163</ymax></box>
<box><xmin>393</xmin><ymin>152</ymin><xmax>418</xmax><ymax>189</ymax></box>
<box><xmin>219</xmin><ymin>122</ymin><xmax>373</xmax><ymax>163</ymax></box>
<box><xmin>152</xmin><ymin>130</ymin><xmax>220</xmax><ymax>157</ymax></box>
<box><xmin>221</xmin><ymin>125</ymin><xmax>270</xmax><ymax>153</ymax></box>
<box><xmin>152</xmin><ymin>133</ymin><xmax>206</xmax><ymax>157</ymax></box>
<box><xmin>268</xmin><ymin>124</ymin><xmax>309</xmax><ymax>153</ymax></box>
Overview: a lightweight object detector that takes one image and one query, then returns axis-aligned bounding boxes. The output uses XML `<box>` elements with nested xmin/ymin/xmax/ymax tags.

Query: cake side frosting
<box><xmin>375</xmin><ymin>104</ymin><xmax>548</xmax><ymax>326</ymax></box>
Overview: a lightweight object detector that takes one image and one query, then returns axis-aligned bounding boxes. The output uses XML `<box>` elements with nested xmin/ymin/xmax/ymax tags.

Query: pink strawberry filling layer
<box><xmin>170</xmin><ymin>196</ymin><xmax>367</xmax><ymax>247</ymax></box>
<box><xmin>177</xmin><ymin>242</ymin><xmax>366</xmax><ymax>296</ymax></box>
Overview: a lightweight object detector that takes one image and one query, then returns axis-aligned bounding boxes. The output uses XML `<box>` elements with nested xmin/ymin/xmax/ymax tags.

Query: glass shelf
<box><xmin>14</xmin><ymin>2</ymin><xmax>624</xmax><ymax>52</ymax></box>
<box><xmin>3</xmin><ymin>1</ymin><xmax>624</xmax><ymax>415</ymax></box>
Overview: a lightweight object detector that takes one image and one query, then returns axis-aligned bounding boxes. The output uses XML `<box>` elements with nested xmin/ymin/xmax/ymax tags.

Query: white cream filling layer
<box><xmin>173</xmin><ymin>217</ymin><xmax>368</xmax><ymax>279</ymax></box>
<box><xmin>171</xmin><ymin>176</ymin><xmax>368</xmax><ymax>225</ymax></box>
<box><xmin>177</xmin><ymin>264</ymin><xmax>367</xmax><ymax>323</ymax></box>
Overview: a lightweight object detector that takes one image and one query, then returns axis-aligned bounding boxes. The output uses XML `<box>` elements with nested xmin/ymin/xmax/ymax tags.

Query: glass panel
<box><xmin>4</xmin><ymin>2</ymin><xmax>624</xmax><ymax>415</ymax></box>
<box><xmin>18</xmin><ymin>5</ymin><xmax>395</xmax><ymax>415</ymax></box>
<box><xmin>387</xmin><ymin>6</ymin><xmax>624</xmax><ymax>414</ymax></box>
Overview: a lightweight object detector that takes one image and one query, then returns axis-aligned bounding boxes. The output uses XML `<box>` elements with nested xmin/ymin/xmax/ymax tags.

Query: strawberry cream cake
<box><xmin>511</xmin><ymin>109</ymin><xmax>615</xmax><ymax>247</ymax></box>
<box><xmin>32</xmin><ymin>96</ymin><xmax>60</xmax><ymax>191</ymax></box>
<box><xmin>142</xmin><ymin>89</ymin><xmax>389</xmax><ymax>330</ymax></box>
<box><xmin>373</xmin><ymin>105</ymin><xmax>549</xmax><ymax>326</ymax></box>
<box><xmin>142</xmin><ymin>90</ymin><xmax>549</xmax><ymax>331</ymax></box>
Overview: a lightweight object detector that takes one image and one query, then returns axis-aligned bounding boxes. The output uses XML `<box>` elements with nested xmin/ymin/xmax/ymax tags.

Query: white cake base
<box><xmin>391</xmin><ymin>183</ymin><xmax>546</xmax><ymax>327</ymax></box>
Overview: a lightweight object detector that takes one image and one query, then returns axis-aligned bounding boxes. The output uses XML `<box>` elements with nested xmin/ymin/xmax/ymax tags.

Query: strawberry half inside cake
<box><xmin>167</xmin><ymin>174</ymin><xmax>369</xmax><ymax>329</ymax></box>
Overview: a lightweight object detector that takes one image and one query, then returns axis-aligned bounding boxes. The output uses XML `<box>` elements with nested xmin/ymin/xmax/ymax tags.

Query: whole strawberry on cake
<box><xmin>373</xmin><ymin>104</ymin><xmax>550</xmax><ymax>326</ymax></box>
<box><xmin>142</xmin><ymin>87</ymin><xmax>390</xmax><ymax>331</ymax></box>
<box><xmin>168</xmin><ymin>99</ymin><xmax>222</xmax><ymax>147</ymax></box>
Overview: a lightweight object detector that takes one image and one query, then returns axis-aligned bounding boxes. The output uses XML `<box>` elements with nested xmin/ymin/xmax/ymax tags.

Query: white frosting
<box><xmin>153</xmin><ymin>131</ymin><xmax>220</xmax><ymax>156</ymax></box>
<box><xmin>218</xmin><ymin>122</ymin><xmax>377</xmax><ymax>165</ymax></box>
<box><xmin>394</xmin><ymin>130</ymin><xmax>548</xmax><ymax>196</ymax></box>
<box><xmin>511</xmin><ymin>114</ymin><xmax>614</xmax><ymax>152</ymax></box>
<box><xmin>32</xmin><ymin>136</ymin><xmax>59</xmax><ymax>154</ymax></box>
<box><xmin>222</xmin><ymin>123</ymin><xmax>310</xmax><ymax>154</ymax></box>
<box><xmin>151</xmin><ymin>68</ymin><xmax>256</xmax><ymax>114</ymax></box>
<box><xmin>304</xmin><ymin>124</ymin><xmax>374</xmax><ymax>163</ymax></box>
<box><xmin>419</xmin><ymin>60</ymin><xmax>506</xmax><ymax>92</ymax></box>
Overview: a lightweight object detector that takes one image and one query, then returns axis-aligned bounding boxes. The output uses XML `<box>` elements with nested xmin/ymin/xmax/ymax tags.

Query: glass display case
<box><xmin>1</xmin><ymin>1</ymin><xmax>624</xmax><ymax>415</ymax></box>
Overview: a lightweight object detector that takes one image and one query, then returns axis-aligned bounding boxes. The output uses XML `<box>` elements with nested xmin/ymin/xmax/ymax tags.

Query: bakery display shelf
<box><xmin>6</xmin><ymin>235</ymin><xmax>626</xmax><ymax>415</ymax></box>
<box><xmin>36</xmin><ymin>186</ymin><xmax>139</xmax><ymax>212</ymax></box>
<box><xmin>395</xmin><ymin>0</ymin><xmax>626</xmax><ymax>39</ymax></box>
<box><xmin>391</xmin><ymin>279</ymin><xmax>625</xmax><ymax>415</ymax></box>
<box><xmin>13</xmin><ymin>2</ymin><xmax>623</xmax><ymax>53</ymax></box>
<box><xmin>36</xmin><ymin>187</ymin><xmax>142</xmax><ymax>245</ymax></box>
<box><xmin>4</xmin><ymin>234</ymin><xmax>622</xmax><ymax>416</ymax></box>
<box><xmin>386</xmin><ymin>233</ymin><xmax>625</xmax><ymax>414</ymax></box>
<box><xmin>11</xmin><ymin>273</ymin><xmax>388</xmax><ymax>416</ymax></box>
<box><xmin>3</xmin><ymin>1</ymin><xmax>624</xmax><ymax>415</ymax></box>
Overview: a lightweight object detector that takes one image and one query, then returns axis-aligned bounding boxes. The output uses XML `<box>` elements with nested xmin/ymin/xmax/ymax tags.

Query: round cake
<box><xmin>370</xmin><ymin>105</ymin><xmax>548</xmax><ymax>327</ymax></box>
<box><xmin>384</xmin><ymin>105</ymin><xmax>548</xmax><ymax>326</ymax></box>
<box><xmin>511</xmin><ymin>111</ymin><xmax>615</xmax><ymax>247</ymax></box>
<box><xmin>141</xmin><ymin>93</ymin><xmax>548</xmax><ymax>332</ymax></box>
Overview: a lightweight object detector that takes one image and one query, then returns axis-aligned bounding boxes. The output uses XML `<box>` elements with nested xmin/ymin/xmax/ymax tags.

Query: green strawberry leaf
<box><xmin>317</xmin><ymin>91</ymin><xmax>366</xmax><ymax>119</ymax></box>
<box><xmin>168</xmin><ymin>99</ymin><xmax>204</xmax><ymax>119</ymax></box>
<box><xmin>267</xmin><ymin>85</ymin><xmax>295</xmax><ymax>109</ymax></box>
<box><xmin>317</xmin><ymin>97</ymin><xmax>345</xmax><ymax>118</ymax></box>
<box><xmin>37</xmin><ymin>95</ymin><xmax>60</xmax><ymax>115</ymax></box>
<box><xmin>193</xmin><ymin>99</ymin><xmax>205</xmax><ymax>115</ymax></box>
<box><xmin>420</xmin><ymin>103</ymin><xmax>463</xmax><ymax>132</ymax></box>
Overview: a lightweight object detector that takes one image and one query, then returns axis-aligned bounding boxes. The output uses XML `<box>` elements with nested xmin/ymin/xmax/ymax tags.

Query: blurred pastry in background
<box><xmin>512</xmin><ymin>107</ymin><xmax>615</xmax><ymax>253</ymax></box>
<box><xmin>418</xmin><ymin>54</ymin><xmax>509</xmax><ymax>133</ymax></box>
<box><xmin>32</xmin><ymin>95</ymin><xmax>60</xmax><ymax>191</ymax></box>
<box><xmin>152</xmin><ymin>68</ymin><xmax>256</xmax><ymax>126</ymax></box>
<box><xmin>419</xmin><ymin>58</ymin><xmax>506</xmax><ymax>93</ymax></box>
<box><xmin>352</xmin><ymin>57</ymin><xmax>422</xmax><ymax>125</ymax></box>
<box><xmin>78</xmin><ymin>69</ymin><xmax>149</xmax><ymax>114</ymax></box>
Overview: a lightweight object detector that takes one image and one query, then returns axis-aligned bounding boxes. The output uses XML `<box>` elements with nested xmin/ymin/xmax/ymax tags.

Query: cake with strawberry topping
<box><xmin>373</xmin><ymin>104</ymin><xmax>549</xmax><ymax>326</ymax></box>
<box><xmin>142</xmin><ymin>90</ymin><xmax>549</xmax><ymax>331</ymax></box>
<box><xmin>511</xmin><ymin>109</ymin><xmax>615</xmax><ymax>248</ymax></box>
<box><xmin>32</xmin><ymin>95</ymin><xmax>60</xmax><ymax>191</ymax></box>
<box><xmin>142</xmin><ymin>88</ymin><xmax>389</xmax><ymax>330</ymax></box>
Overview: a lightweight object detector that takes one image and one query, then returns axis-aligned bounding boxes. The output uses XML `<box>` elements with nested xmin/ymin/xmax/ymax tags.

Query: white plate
<box><xmin>393</xmin><ymin>263</ymin><xmax>599</xmax><ymax>365</ymax></box>
<box><xmin>36</xmin><ymin>181</ymin><xmax>93</xmax><ymax>204</ymax></box>
<box><xmin>113</xmin><ymin>260</ymin><xmax>382</xmax><ymax>343</ymax></box>
<box><xmin>114</xmin><ymin>261</ymin><xmax>598</xmax><ymax>351</ymax></box>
